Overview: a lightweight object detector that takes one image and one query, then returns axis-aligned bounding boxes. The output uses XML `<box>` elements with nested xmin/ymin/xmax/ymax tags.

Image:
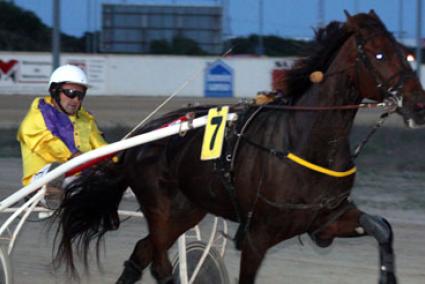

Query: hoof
<box><xmin>308</xmin><ymin>233</ymin><xmax>334</xmax><ymax>248</ymax></box>
<box><xmin>116</xmin><ymin>260</ymin><xmax>142</xmax><ymax>284</ymax></box>
<box><xmin>379</xmin><ymin>272</ymin><xmax>397</xmax><ymax>284</ymax></box>
<box><xmin>159</xmin><ymin>276</ymin><xmax>175</xmax><ymax>284</ymax></box>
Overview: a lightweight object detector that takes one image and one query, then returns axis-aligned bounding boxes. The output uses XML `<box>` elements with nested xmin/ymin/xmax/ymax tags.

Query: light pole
<box><xmin>416</xmin><ymin>0</ymin><xmax>422</xmax><ymax>78</ymax></box>
<box><xmin>86</xmin><ymin>0</ymin><xmax>91</xmax><ymax>53</ymax></box>
<box><xmin>318</xmin><ymin>0</ymin><xmax>325</xmax><ymax>28</ymax></box>
<box><xmin>52</xmin><ymin>0</ymin><xmax>61</xmax><ymax>70</ymax></box>
<box><xmin>257</xmin><ymin>0</ymin><xmax>264</xmax><ymax>55</ymax></box>
<box><xmin>354</xmin><ymin>0</ymin><xmax>359</xmax><ymax>13</ymax></box>
<box><xmin>398</xmin><ymin>0</ymin><xmax>404</xmax><ymax>40</ymax></box>
<box><xmin>93</xmin><ymin>0</ymin><xmax>98</xmax><ymax>53</ymax></box>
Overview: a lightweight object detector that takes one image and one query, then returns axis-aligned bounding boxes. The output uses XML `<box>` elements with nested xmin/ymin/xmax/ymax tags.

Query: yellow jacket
<box><xmin>17</xmin><ymin>96</ymin><xmax>107</xmax><ymax>185</ymax></box>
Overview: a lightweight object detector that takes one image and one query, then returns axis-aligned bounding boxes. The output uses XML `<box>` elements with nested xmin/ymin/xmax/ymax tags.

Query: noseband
<box><xmin>354</xmin><ymin>32</ymin><xmax>416</xmax><ymax>110</ymax></box>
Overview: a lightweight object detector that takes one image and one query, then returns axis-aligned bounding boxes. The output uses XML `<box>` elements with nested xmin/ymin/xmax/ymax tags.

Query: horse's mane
<box><xmin>285</xmin><ymin>21</ymin><xmax>352</xmax><ymax>98</ymax></box>
<box><xmin>353</xmin><ymin>13</ymin><xmax>391</xmax><ymax>35</ymax></box>
<box><xmin>131</xmin><ymin>15</ymin><xmax>393</xmax><ymax>136</ymax></box>
<box><xmin>285</xmin><ymin>13</ymin><xmax>392</xmax><ymax>99</ymax></box>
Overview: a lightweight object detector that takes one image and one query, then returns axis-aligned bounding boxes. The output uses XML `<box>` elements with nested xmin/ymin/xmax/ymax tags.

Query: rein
<box><xmin>226</xmin><ymin>96</ymin><xmax>394</xmax><ymax>183</ymax></box>
<box><xmin>256</xmin><ymin>101</ymin><xmax>387</xmax><ymax>111</ymax></box>
<box><xmin>240</xmin><ymin>102</ymin><xmax>392</xmax><ymax>168</ymax></box>
<box><xmin>352</xmin><ymin>111</ymin><xmax>389</xmax><ymax>159</ymax></box>
<box><xmin>221</xmin><ymin>21</ymin><xmax>415</xmax><ymax>245</ymax></box>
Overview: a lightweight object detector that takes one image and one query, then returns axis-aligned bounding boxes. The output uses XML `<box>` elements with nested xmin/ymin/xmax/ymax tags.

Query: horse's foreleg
<box><xmin>238</xmin><ymin>230</ymin><xmax>271</xmax><ymax>284</ymax></box>
<box><xmin>312</xmin><ymin>208</ymin><xmax>397</xmax><ymax>284</ymax></box>
<box><xmin>359</xmin><ymin>213</ymin><xmax>397</xmax><ymax>284</ymax></box>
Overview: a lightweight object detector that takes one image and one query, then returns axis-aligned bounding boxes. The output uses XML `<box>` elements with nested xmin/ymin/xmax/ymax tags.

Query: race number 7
<box><xmin>201</xmin><ymin>106</ymin><xmax>229</xmax><ymax>160</ymax></box>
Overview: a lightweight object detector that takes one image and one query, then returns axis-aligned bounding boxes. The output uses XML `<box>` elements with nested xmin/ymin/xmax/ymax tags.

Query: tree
<box><xmin>171</xmin><ymin>36</ymin><xmax>206</xmax><ymax>55</ymax></box>
<box><xmin>225</xmin><ymin>34</ymin><xmax>312</xmax><ymax>57</ymax></box>
<box><xmin>150</xmin><ymin>39</ymin><xmax>171</xmax><ymax>54</ymax></box>
<box><xmin>0</xmin><ymin>2</ymin><xmax>85</xmax><ymax>52</ymax></box>
<box><xmin>150</xmin><ymin>36</ymin><xmax>206</xmax><ymax>55</ymax></box>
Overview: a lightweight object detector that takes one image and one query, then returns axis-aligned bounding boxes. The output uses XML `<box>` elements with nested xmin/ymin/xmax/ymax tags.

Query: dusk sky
<box><xmin>12</xmin><ymin>0</ymin><xmax>423</xmax><ymax>43</ymax></box>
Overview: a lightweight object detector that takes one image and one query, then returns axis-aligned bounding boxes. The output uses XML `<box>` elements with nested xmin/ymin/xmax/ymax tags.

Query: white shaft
<box><xmin>0</xmin><ymin>113</ymin><xmax>237</xmax><ymax>211</ymax></box>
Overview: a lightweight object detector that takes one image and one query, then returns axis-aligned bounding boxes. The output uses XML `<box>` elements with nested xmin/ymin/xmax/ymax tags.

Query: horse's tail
<box><xmin>53</xmin><ymin>159</ymin><xmax>128</xmax><ymax>275</ymax></box>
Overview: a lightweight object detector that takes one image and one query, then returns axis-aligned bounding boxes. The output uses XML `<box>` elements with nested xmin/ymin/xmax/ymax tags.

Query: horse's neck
<box><xmin>291</xmin><ymin>74</ymin><xmax>360</xmax><ymax>169</ymax></box>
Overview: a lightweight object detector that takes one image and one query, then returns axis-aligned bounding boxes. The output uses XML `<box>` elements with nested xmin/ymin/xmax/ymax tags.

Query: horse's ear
<box><xmin>344</xmin><ymin>10</ymin><xmax>357</xmax><ymax>31</ymax></box>
<box><xmin>344</xmin><ymin>10</ymin><xmax>352</xmax><ymax>19</ymax></box>
<box><xmin>368</xmin><ymin>9</ymin><xmax>379</xmax><ymax>19</ymax></box>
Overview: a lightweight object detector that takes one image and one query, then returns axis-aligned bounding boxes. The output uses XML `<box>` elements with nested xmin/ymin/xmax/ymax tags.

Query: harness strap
<box><xmin>309</xmin><ymin>199</ymin><xmax>355</xmax><ymax>236</ymax></box>
<box><xmin>259</xmin><ymin>190</ymin><xmax>350</xmax><ymax>210</ymax></box>
<box><xmin>352</xmin><ymin>112</ymin><xmax>389</xmax><ymax>159</ymax></box>
<box><xmin>242</xmin><ymin>136</ymin><xmax>356</xmax><ymax>178</ymax></box>
<box><xmin>287</xmin><ymin>153</ymin><xmax>356</xmax><ymax>177</ymax></box>
<box><xmin>214</xmin><ymin>105</ymin><xmax>264</xmax><ymax>250</ymax></box>
<box><xmin>215</xmin><ymin>150</ymin><xmax>247</xmax><ymax>250</ymax></box>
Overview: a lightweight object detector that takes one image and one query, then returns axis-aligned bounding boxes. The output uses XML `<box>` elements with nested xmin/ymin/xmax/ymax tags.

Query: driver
<box><xmin>17</xmin><ymin>64</ymin><xmax>107</xmax><ymax>208</ymax></box>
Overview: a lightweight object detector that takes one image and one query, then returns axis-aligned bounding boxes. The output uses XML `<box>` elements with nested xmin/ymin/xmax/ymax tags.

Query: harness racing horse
<box><xmin>54</xmin><ymin>11</ymin><xmax>425</xmax><ymax>284</ymax></box>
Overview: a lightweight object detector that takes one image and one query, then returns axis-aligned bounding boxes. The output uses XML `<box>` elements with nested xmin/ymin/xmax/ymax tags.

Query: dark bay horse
<box><xmin>54</xmin><ymin>11</ymin><xmax>425</xmax><ymax>284</ymax></box>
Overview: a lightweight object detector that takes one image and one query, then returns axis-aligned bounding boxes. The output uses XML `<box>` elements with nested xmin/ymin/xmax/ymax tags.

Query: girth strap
<box><xmin>213</xmin><ymin>105</ymin><xmax>259</xmax><ymax>250</ymax></box>
<box><xmin>215</xmin><ymin>154</ymin><xmax>247</xmax><ymax>250</ymax></box>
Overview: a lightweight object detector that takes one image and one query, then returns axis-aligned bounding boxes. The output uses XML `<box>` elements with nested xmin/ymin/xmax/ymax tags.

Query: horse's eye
<box><xmin>375</xmin><ymin>53</ymin><xmax>384</xmax><ymax>60</ymax></box>
<box><xmin>406</xmin><ymin>54</ymin><xmax>415</xmax><ymax>62</ymax></box>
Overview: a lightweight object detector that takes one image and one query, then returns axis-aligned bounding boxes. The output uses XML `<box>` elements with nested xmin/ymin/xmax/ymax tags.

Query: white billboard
<box><xmin>0</xmin><ymin>52</ymin><xmax>295</xmax><ymax>97</ymax></box>
<box><xmin>0</xmin><ymin>53</ymin><xmax>106</xmax><ymax>95</ymax></box>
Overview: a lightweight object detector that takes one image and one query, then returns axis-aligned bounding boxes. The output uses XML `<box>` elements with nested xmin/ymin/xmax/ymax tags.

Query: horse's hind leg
<box><xmin>116</xmin><ymin>236</ymin><xmax>152</xmax><ymax>284</ymax></box>
<box><xmin>116</xmin><ymin>205</ymin><xmax>206</xmax><ymax>284</ymax></box>
<box><xmin>311</xmin><ymin>208</ymin><xmax>397</xmax><ymax>284</ymax></box>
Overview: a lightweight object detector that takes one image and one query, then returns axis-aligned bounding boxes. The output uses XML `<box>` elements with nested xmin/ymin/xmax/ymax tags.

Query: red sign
<box><xmin>0</xmin><ymin>60</ymin><xmax>18</xmax><ymax>75</ymax></box>
<box><xmin>271</xmin><ymin>68</ymin><xmax>287</xmax><ymax>91</ymax></box>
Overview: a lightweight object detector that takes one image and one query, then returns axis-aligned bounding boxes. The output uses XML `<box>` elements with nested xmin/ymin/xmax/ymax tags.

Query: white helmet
<box><xmin>48</xmin><ymin>64</ymin><xmax>89</xmax><ymax>90</ymax></box>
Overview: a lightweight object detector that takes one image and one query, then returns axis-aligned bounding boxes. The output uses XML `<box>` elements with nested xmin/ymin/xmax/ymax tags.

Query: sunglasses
<box><xmin>60</xmin><ymin>88</ymin><xmax>86</xmax><ymax>100</ymax></box>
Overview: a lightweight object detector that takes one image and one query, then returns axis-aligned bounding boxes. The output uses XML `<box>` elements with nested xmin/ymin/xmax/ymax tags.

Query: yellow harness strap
<box><xmin>287</xmin><ymin>153</ymin><xmax>356</xmax><ymax>178</ymax></box>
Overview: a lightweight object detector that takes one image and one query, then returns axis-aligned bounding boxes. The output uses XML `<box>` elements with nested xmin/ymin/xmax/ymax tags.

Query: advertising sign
<box><xmin>0</xmin><ymin>55</ymin><xmax>106</xmax><ymax>95</ymax></box>
<box><xmin>204</xmin><ymin>60</ymin><xmax>233</xmax><ymax>98</ymax></box>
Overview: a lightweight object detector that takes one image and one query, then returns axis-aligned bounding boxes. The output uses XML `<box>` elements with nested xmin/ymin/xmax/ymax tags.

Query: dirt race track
<box><xmin>0</xmin><ymin>95</ymin><xmax>424</xmax><ymax>284</ymax></box>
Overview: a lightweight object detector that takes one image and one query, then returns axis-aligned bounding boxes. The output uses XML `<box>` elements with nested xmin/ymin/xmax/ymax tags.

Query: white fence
<box><xmin>0</xmin><ymin>52</ymin><xmax>296</xmax><ymax>98</ymax></box>
<box><xmin>2</xmin><ymin>52</ymin><xmax>424</xmax><ymax>98</ymax></box>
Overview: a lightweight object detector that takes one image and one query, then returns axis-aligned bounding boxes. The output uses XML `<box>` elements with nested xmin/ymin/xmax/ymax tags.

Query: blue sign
<box><xmin>204</xmin><ymin>60</ymin><xmax>233</xmax><ymax>98</ymax></box>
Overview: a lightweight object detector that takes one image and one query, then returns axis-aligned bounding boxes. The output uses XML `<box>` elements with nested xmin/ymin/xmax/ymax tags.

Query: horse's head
<box><xmin>344</xmin><ymin>10</ymin><xmax>425</xmax><ymax>127</ymax></box>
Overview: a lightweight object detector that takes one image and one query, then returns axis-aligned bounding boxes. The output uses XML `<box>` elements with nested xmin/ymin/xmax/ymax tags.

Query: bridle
<box><xmin>219</xmin><ymin>21</ymin><xmax>422</xmax><ymax>242</ymax></box>
<box><xmin>237</xmin><ymin>28</ymin><xmax>419</xmax><ymax>167</ymax></box>
<box><xmin>354</xmin><ymin>31</ymin><xmax>417</xmax><ymax>111</ymax></box>
<box><xmin>256</xmin><ymin>29</ymin><xmax>416</xmax><ymax>113</ymax></box>
<box><xmin>217</xmin><ymin>24</ymin><xmax>419</xmax><ymax>229</ymax></box>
